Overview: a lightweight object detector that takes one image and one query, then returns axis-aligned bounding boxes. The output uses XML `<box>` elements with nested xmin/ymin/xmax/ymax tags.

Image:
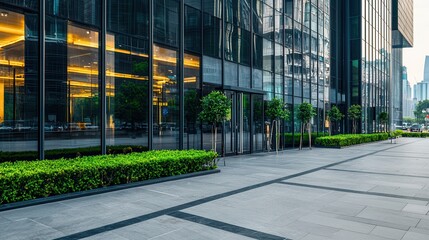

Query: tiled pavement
<box><xmin>2</xmin><ymin>138</ymin><xmax>429</xmax><ymax>239</ymax></box>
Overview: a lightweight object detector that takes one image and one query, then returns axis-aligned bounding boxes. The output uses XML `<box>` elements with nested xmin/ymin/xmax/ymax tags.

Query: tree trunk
<box><xmin>214</xmin><ymin>125</ymin><xmax>217</xmax><ymax>153</ymax></box>
<box><xmin>276</xmin><ymin>120</ymin><xmax>280</xmax><ymax>154</ymax></box>
<box><xmin>211</xmin><ymin>124</ymin><xmax>215</xmax><ymax>151</ymax></box>
<box><xmin>308</xmin><ymin>123</ymin><xmax>312</xmax><ymax>150</ymax></box>
<box><xmin>299</xmin><ymin>122</ymin><xmax>303</xmax><ymax>150</ymax></box>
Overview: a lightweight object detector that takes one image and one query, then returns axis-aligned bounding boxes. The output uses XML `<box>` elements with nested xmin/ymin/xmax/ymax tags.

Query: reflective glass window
<box><xmin>45</xmin><ymin>23</ymin><xmax>100</xmax><ymax>157</ymax></box>
<box><xmin>203</xmin><ymin>14</ymin><xmax>222</xmax><ymax>58</ymax></box>
<box><xmin>153</xmin><ymin>45</ymin><xmax>179</xmax><ymax>149</ymax></box>
<box><xmin>0</xmin><ymin>9</ymin><xmax>38</xmax><ymax>158</ymax></box>
<box><xmin>185</xmin><ymin>6</ymin><xmax>202</xmax><ymax>53</ymax></box>
<box><xmin>184</xmin><ymin>53</ymin><xmax>201</xmax><ymax>149</ymax></box>
<box><xmin>106</xmin><ymin>32</ymin><xmax>149</xmax><ymax>148</ymax></box>
<box><xmin>154</xmin><ymin>0</ymin><xmax>179</xmax><ymax>47</ymax></box>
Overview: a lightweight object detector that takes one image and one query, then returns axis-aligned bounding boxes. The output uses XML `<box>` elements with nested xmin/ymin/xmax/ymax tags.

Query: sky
<box><xmin>403</xmin><ymin>0</ymin><xmax>429</xmax><ymax>86</ymax></box>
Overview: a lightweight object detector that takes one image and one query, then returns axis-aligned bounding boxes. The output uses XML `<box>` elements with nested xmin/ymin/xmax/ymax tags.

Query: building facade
<box><xmin>402</xmin><ymin>67</ymin><xmax>414</xmax><ymax>118</ymax></box>
<box><xmin>334</xmin><ymin>0</ymin><xmax>413</xmax><ymax>133</ymax></box>
<box><xmin>0</xmin><ymin>0</ymin><xmax>333</xmax><ymax>159</ymax></box>
<box><xmin>0</xmin><ymin>0</ymin><xmax>414</xmax><ymax>159</ymax></box>
<box><xmin>414</xmin><ymin>56</ymin><xmax>429</xmax><ymax>103</ymax></box>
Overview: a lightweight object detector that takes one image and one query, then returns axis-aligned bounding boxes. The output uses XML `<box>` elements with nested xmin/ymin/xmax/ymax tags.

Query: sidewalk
<box><xmin>1</xmin><ymin>138</ymin><xmax>429</xmax><ymax>240</ymax></box>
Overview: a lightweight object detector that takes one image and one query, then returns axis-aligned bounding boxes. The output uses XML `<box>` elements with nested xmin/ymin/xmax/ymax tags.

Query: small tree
<box><xmin>348</xmin><ymin>104</ymin><xmax>362</xmax><ymax>134</ymax></box>
<box><xmin>265</xmin><ymin>97</ymin><xmax>290</xmax><ymax>154</ymax></box>
<box><xmin>327</xmin><ymin>106</ymin><xmax>344</xmax><ymax>135</ymax></box>
<box><xmin>199</xmin><ymin>91</ymin><xmax>231</xmax><ymax>153</ymax></box>
<box><xmin>297</xmin><ymin>102</ymin><xmax>316</xmax><ymax>150</ymax></box>
<box><xmin>379</xmin><ymin>112</ymin><xmax>388</xmax><ymax>132</ymax></box>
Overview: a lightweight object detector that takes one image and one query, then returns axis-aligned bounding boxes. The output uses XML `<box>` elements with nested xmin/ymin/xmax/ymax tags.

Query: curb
<box><xmin>0</xmin><ymin>169</ymin><xmax>221</xmax><ymax>212</ymax></box>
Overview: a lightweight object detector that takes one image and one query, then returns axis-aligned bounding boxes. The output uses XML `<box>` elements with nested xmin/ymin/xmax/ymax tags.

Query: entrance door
<box><xmin>225</xmin><ymin>91</ymin><xmax>251</xmax><ymax>155</ymax></box>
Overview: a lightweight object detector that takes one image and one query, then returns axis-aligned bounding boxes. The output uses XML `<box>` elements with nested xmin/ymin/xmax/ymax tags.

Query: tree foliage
<box><xmin>115</xmin><ymin>81</ymin><xmax>148</xmax><ymax>128</ymax></box>
<box><xmin>379</xmin><ymin>112</ymin><xmax>389</xmax><ymax>132</ymax></box>
<box><xmin>328</xmin><ymin>106</ymin><xmax>344</xmax><ymax>123</ymax></box>
<box><xmin>265</xmin><ymin>97</ymin><xmax>290</xmax><ymax>121</ymax></box>
<box><xmin>327</xmin><ymin>106</ymin><xmax>344</xmax><ymax>135</ymax></box>
<box><xmin>297</xmin><ymin>102</ymin><xmax>316</xmax><ymax>150</ymax></box>
<box><xmin>199</xmin><ymin>91</ymin><xmax>231</xmax><ymax>125</ymax></box>
<box><xmin>414</xmin><ymin>100</ymin><xmax>429</xmax><ymax>123</ymax></box>
<box><xmin>348</xmin><ymin>104</ymin><xmax>362</xmax><ymax>134</ymax></box>
<box><xmin>199</xmin><ymin>91</ymin><xmax>231</xmax><ymax>153</ymax></box>
<box><xmin>297</xmin><ymin>102</ymin><xmax>316</xmax><ymax>124</ymax></box>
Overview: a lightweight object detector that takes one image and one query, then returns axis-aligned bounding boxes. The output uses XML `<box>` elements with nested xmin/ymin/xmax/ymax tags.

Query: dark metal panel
<box><xmin>38</xmin><ymin>0</ymin><xmax>46</xmax><ymax>160</ymax></box>
<box><xmin>100</xmin><ymin>0</ymin><xmax>107</xmax><ymax>154</ymax></box>
<box><xmin>179</xmin><ymin>0</ymin><xmax>185</xmax><ymax>150</ymax></box>
<box><xmin>148</xmin><ymin>0</ymin><xmax>154</xmax><ymax>150</ymax></box>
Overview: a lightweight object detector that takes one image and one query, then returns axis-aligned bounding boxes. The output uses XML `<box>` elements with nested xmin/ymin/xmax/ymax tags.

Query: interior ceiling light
<box><xmin>0</xmin><ymin>12</ymin><xmax>8</xmax><ymax>17</ymax></box>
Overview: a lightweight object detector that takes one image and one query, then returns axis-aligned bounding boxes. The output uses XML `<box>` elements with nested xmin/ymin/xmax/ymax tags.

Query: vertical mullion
<box><xmin>39</xmin><ymin>0</ymin><xmax>46</xmax><ymax>160</ymax></box>
<box><xmin>101</xmin><ymin>0</ymin><xmax>107</xmax><ymax>154</ymax></box>
<box><xmin>148</xmin><ymin>0</ymin><xmax>154</xmax><ymax>150</ymax></box>
<box><xmin>179</xmin><ymin>0</ymin><xmax>185</xmax><ymax>150</ymax></box>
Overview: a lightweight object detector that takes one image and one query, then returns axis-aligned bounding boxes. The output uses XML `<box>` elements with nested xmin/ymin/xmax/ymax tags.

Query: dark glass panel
<box><xmin>153</xmin><ymin>45</ymin><xmax>179</xmax><ymax>149</ymax></box>
<box><xmin>107</xmin><ymin>0</ymin><xmax>149</xmax><ymax>39</ymax></box>
<box><xmin>225</xmin><ymin>23</ymin><xmax>238</xmax><ymax>62</ymax></box>
<box><xmin>0</xmin><ymin>9</ymin><xmax>38</xmax><ymax>158</ymax></box>
<box><xmin>185</xmin><ymin>0</ymin><xmax>201</xmax><ymax>9</ymax></box>
<box><xmin>203</xmin><ymin>13</ymin><xmax>222</xmax><ymax>58</ymax></box>
<box><xmin>106</xmin><ymin>33</ymin><xmax>149</xmax><ymax>148</ymax></box>
<box><xmin>45</xmin><ymin>23</ymin><xmax>100</xmax><ymax>156</ymax></box>
<box><xmin>0</xmin><ymin>0</ymin><xmax>38</xmax><ymax>10</ymax></box>
<box><xmin>184</xmin><ymin>53</ymin><xmax>201</xmax><ymax>149</ymax></box>
<box><xmin>47</xmin><ymin>0</ymin><xmax>100</xmax><ymax>26</ymax></box>
<box><xmin>203</xmin><ymin>0</ymin><xmax>222</xmax><ymax>18</ymax></box>
<box><xmin>253</xmin><ymin>34</ymin><xmax>263</xmax><ymax>69</ymax></box>
<box><xmin>238</xmin><ymin>28</ymin><xmax>251</xmax><ymax>65</ymax></box>
<box><xmin>154</xmin><ymin>0</ymin><xmax>179</xmax><ymax>47</ymax></box>
<box><xmin>185</xmin><ymin>6</ymin><xmax>201</xmax><ymax>53</ymax></box>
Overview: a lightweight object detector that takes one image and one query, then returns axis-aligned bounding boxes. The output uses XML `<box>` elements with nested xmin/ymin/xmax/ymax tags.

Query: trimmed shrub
<box><xmin>0</xmin><ymin>150</ymin><xmax>217</xmax><ymax>204</ymax></box>
<box><xmin>0</xmin><ymin>145</ymin><xmax>149</xmax><ymax>163</ymax></box>
<box><xmin>315</xmin><ymin>133</ymin><xmax>389</xmax><ymax>148</ymax></box>
<box><xmin>285</xmin><ymin>132</ymin><xmax>328</xmax><ymax>147</ymax></box>
<box><xmin>401</xmin><ymin>132</ymin><xmax>429</xmax><ymax>138</ymax></box>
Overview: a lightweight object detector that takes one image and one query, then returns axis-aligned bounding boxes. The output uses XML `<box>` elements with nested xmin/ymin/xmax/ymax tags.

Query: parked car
<box><xmin>410</xmin><ymin>124</ymin><xmax>423</xmax><ymax>132</ymax></box>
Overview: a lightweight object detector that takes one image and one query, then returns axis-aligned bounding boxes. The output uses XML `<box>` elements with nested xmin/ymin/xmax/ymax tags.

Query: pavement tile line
<box><xmin>324</xmin><ymin>168</ymin><xmax>429</xmax><ymax>179</ymax></box>
<box><xmin>167</xmin><ymin>211</ymin><xmax>290</xmax><ymax>240</ymax></box>
<box><xmin>278</xmin><ymin>182</ymin><xmax>429</xmax><ymax>202</ymax></box>
<box><xmin>52</xmin><ymin>139</ymin><xmax>420</xmax><ymax>240</ymax></box>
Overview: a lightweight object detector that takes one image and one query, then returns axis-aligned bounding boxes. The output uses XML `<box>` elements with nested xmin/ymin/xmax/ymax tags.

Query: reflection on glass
<box><xmin>153</xmin><ymin>45</ymin><xmax>178</xmax><ymax>149</ymax></box>
<box><xmin>184</xmin><ymin>53</ymin><xmax>201</xmax><ymax>150</ymax></box>
<box><xmin>0</xmin><ymin>9</ymin><xmax>38</xmax><ymax>156</ymax></box>
<box><xmin>106</xmin><ymin>33</ymin><xmax>149</xmax><ymax>147</ymax></box>
<box><xmin>45</xmin><ymin>23</ymin><xmax>100</xmax><ymax>155</ymax></box>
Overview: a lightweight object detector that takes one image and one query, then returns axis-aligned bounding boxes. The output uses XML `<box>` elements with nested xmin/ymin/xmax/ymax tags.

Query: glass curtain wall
<box><xmin>106</xmin><ymin>0</ymin><xmax>149</xmax><ymax>148</ymax></box>
<box><xmin>0</xmin><ymin>7</ymin><xmax>38</xmax><ymax>157</ymax></box>
<box><xmin>45</xmin><ymin>4</ymin><xmax>101</xmax><ymax>157</ymax></box>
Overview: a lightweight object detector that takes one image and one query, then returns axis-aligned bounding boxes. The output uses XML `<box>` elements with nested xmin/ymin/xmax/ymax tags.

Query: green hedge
<box><xmin>0</xmin><ymin>145</ymin><xmax>149</xmax><ymax>163</ymax></box>
<box><xmin>400</xmin><ymin>132</ymin><xmax>429</xmax><ymax>138</ymax></box>
<box><xmin>315</xmin><ymin>133</ymin><xmax>389</xmax><ymax>147</ymax></box>
<box><xmin>285</xmin><ymin>132</ymin><xmax>328</xmax><ymax>147</ymax></box>
<box><xmin>0</xmin><ymin>150</ymin><xmax>217</xmax><ymax>204</ymax></box>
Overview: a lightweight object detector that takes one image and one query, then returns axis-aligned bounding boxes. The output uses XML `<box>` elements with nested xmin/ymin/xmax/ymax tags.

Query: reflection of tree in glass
<box><xmin>185</xmin><ymin>90</ymin><xmax>201</xmax><ymax>134</ymax></box>
<box><xmin>132</xmin><ymin>61</ymin><xmax>148</xmax><ymax>76</ymax></box>
<box><xmin>115</xmin><ymin>81</ymin><xmax>148</xmax><ymax>130</ymax></box>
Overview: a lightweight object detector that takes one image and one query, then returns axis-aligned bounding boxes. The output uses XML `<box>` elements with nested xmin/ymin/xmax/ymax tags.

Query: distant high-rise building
<box><xmin>413</xmin><ymin>56</ymin><xmax>429</xmax><ymax>102</ymax></box>
<box><xmin>392</xmin><ymin>0</ymin><xmax>414</xmax><ymax>126</ymax></box>
<box><xmin>333</xmin><ymin>0</ymin><xmax>413</xmax><ymax>132</ymax></box>
<box><xmin>402</xmin><ymin>67</ymin><xmax>414</xmax><ymax>118</ymax></box>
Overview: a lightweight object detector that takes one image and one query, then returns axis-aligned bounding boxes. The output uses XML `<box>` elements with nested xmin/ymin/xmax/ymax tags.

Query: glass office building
<box><xmin>0</xmin><ymin>0</ymin><xmax>333</xmax><ymax>158</ymax></box>
<box><xmin>334</xmin><ymin>0</ymin><xmax>412</xmax><ymax>133</ymax></box>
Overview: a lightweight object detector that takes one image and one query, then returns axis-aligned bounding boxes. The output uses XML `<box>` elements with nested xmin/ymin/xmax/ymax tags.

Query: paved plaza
<box><xmin>2</xmin><ymin>138</ymin><xmax>429</xmax><ymax>240</ymax></box>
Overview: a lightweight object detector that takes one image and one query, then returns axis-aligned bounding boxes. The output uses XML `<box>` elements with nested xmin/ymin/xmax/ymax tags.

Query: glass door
<box><xmin>225</xmin><ymin>91</ymin><xmax>251</xmax><ymax>155</ymax></box>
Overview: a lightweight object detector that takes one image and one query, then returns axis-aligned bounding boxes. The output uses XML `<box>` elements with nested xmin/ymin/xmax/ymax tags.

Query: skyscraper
<box><xmin>332</xmin><ymin>0</ymin><xmax>413</xmax><ymax>132</ymax></box>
